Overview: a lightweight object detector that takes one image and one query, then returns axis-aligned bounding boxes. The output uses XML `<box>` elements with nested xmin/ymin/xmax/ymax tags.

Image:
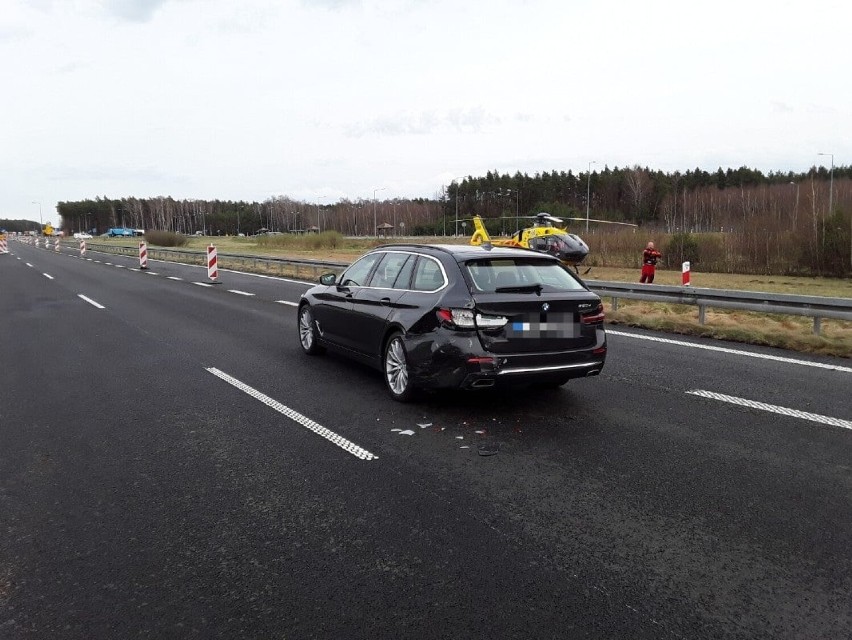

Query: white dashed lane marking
<box><xmin>206</xmin><ymin>367</ymin><xmax>378</xmax><ymax>461</ymax></box>
<box><xmin>228</xmin><ymin>289</ymin><xmax>255</xmax><ymax>296</ymax></box>
<box><xmin>608</xmin><ymin>330</ymin><xmax>852</xmax><ymax>373</ymax></box>
<box><xmin>78</xmin><ymin>294</ymin><xmax>105</xmax><ymax>309</ymax></box>
<box><xmin>687</xmin><ymin>390</ymin><xmax>852</xmax><ymax>431</ymax></box>
<box><xmin>42</xmin><ymin>273</ymin><xmax>54</xmax><ymax>280</ymax></box>
<box><xmin>276</xmin><ymin>300</ymin><xmax>298</xmax><ymax>306</ymax></box>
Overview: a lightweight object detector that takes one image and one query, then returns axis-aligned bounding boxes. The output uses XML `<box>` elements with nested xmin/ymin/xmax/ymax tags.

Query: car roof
<box><xmin>369</xmin><ymin>243</ymin><xmax>553</xmax><ymax>262</ymax></box>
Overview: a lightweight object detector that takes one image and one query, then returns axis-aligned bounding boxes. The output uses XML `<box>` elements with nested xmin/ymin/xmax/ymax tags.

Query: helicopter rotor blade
<box><xmin>561</xmin><ymin>217</ymin><xmax>639</xmax><ymax>228</ymax></box>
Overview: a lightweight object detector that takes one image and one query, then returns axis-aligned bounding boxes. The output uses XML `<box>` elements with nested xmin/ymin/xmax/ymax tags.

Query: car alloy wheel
<box><xmin>384</xmin><ymin>333</ymin><xmax>415</xmax><ymax>402</ymax></box>
<box><xmin>298</xmin><ymin>304</ymin><xmax>323</xmax><ymax>355</ymax></box>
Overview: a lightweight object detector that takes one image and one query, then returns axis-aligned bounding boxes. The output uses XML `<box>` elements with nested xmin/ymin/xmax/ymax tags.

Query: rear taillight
<box><xmin>437</xmin><ymin>308</ymin><xmax>507</xmax><ymax>330</ymax></box>
<box><xmin>580</xmin><ymin>303</ymin><xmax>605</xmax><ymax>325</ymax></box>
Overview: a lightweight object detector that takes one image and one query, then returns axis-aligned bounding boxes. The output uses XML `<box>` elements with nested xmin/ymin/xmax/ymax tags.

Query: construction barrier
<box><xmin>682</xmin><ymin>261</ymin><xmax>691</xmax><ymax>287</ymax></box>
<box><xmin>80</xmin><ymin>240</ymin><xmax>87</xmax><ymax>256</ymax></box>
<box><xmin>139</xmin><ymin>242</ymin><xmax>148</xmax><ymax>269</ymax></box>
<box><xmin>55</xmin><ymin>237</ymin><xmax>60</xmax><ymax>252</ymax></box>
<box><xmin>0</xmin><ymin>236</ymin><xmax>7</xmax><ymax>254</ymax></box>
<box><xmin>207</xmin><ymin>244</ymin><xmax>220</xmax><ymax>282</ymax></box>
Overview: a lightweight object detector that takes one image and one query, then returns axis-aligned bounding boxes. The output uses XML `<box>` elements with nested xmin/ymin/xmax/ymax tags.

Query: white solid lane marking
<box><xmin>167</xmin><ymin>276</ymin><xmax>183</xmax><ymax>281</ymax></box>
<box><xmin>687</xmin><ymin>390</ymin><xmax>852</xmax><ymax>431</ymax></box>
<box><xmin>206</xmin><ymin>367</ymin><xmax>378</xmax><ymax>461</ymax></box>
<box><xmin>193</xmin><ymin>282</ymin><xmax>213</xmax><ymax>287</ymax></box>
<box><xmin>146</xmin><ymin>271</ymin><xmax>158</xmax><ymax>275</ymax></box>
<box><xmin>78</xmin><ymin>294</ymin><xmax>105</xmax><ymax>309</ymax></box>
<box><xmin>42</xmin><ymin>273</ymin><xmax>54</xmax><ymax>280</ymax></box>
<box><xmin>228</xmin><ymin>289</ymin><xmax>255</xmax><ymax>296</ymax></box>
<box><xmin>276</xmin><ymin>300</ymin><xmax>298</xmax><ymax>306</ymax></box>
<box><xmin>608</xmin><ymin>329</ymin><xmax>852</xmax><ymax>373</ymax></box>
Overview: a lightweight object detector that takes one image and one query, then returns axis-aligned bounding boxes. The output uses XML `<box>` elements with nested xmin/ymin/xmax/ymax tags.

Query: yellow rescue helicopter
<box><xmin>469</xmin><ymin>212</ymin><xmax>636</xmax><ymax>273</ymax></box>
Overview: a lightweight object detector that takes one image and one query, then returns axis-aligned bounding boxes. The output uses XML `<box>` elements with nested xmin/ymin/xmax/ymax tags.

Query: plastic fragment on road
<box><xmin>455</xmin><ymin>436</ymin><xmax>464</xmax><ymax>440</ymax></box>
<box><xmin>475</xmin><ymin>430</ymin><xmax>486</xmax><ymax>434</ymax></box>
<box><xmin>460</xmin><ymin>446</ymin><xmax>470</xmax><ymax>449</ymax></box>
<box><xmin>417</xmin><ymin>422</ymin><xmax>432</xmax><ymax>428</ymax></box>
<box><xmin>478</xmin><ymin>443</ymin><xmax>499</xmax><ymax>457</ymax></box>
<box><xmin>398</xmin><ymin>430</ymin><xmax>415</xmax><ymax>436</ymax></box>
<box><xmin>391</xmin><ymin>428</ymin><xmax>402</xmax><ymax>432</ymax></box>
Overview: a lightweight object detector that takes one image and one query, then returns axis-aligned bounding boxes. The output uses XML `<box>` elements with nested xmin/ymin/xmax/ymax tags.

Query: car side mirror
<box><xmin>319</xmin><ymin>272</ymin><xmax>337</xmax><ymax>286</ymax></box>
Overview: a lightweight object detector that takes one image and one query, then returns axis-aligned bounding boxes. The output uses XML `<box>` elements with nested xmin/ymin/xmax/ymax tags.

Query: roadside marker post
<box><xmin>139</xmin><ymin>242</ymin><xmax>148</xmax><ymax>270</ymax></box>
<box><xmin>80</xmin><ymin>240</ymin><xmax>86</xmax><ymax>257</ymax></box>
<box><xmin>682</xmin><ymin>261</ymin><xmax>691</xmax><ymax>287</ymax></box>
<box><xmin>0</xmin><ymin>236</ymin><xmax>7</xmax><ymax>254</ymax></box>
<box><xmin>207</xmin><ymin>244</ymin><xmax>220</xmax><ymax>283</ymax></box>
<box><xmin>55</xmin><ymin>237</ymin><xmax>60</xmax><ymax>253</ymax></box>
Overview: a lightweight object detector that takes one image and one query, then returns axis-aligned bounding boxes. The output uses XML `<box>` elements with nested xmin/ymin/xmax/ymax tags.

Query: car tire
<box><xmin>383</xmin><ymin>332</ymin><xmax>417</xmax><ymax>402</ymax></box>
<box><xmin>298</xmin><ymin>304</ymin><xmax>324</xmax><ymax>355</ymax></box>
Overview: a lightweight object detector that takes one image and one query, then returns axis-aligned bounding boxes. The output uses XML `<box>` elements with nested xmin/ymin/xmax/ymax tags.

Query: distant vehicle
<box><xmin>107</xmin><ymin>227</ymin><xmax>134</xmax><ymax>237</ymax></box>
<box><xmin>73</xmin><ymin>232</ymin><xmax>93</xmax><ymax>239</ymax></box>
<box><xmin>297</xmin><ymin>243</ymin><xmax>607</xmax><ymax>401</ymax></box>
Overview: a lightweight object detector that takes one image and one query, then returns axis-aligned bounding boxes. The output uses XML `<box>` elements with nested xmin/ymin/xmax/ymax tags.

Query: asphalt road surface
<box><xmin>2</xmin><ymin>240</ymin><xmax>851</xmax><ymax>639</ymax></box>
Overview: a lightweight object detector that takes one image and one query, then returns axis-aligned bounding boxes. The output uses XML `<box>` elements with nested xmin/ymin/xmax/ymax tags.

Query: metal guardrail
<box><xmin>585</xmin><ymin>280</ymin><xmax>852</xmax><ymax>335</ymax></box>
<box><xmin>81</xmin><ymin>243</ymin><xmax>851</xmax><ymax>335</ymax></box>
<box><xmin>85</xmin><ymin>242</ymin><xmax>347</xmax><ymax>280</ymax></box>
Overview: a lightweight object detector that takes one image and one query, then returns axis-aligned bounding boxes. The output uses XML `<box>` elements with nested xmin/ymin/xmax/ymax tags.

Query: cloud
<box><xmin>346</xmin><ymin>107</ymin><xmax>501</xmax><ymax>137</ymax></box>
<box><xmin>101</xmin><ymin>0</ymin><xmax>169</xmax><ymax>23</ymax></box>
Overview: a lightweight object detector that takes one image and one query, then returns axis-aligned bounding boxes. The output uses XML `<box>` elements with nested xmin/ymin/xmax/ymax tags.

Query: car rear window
<box><xmin>463</xmin><ymin>258</ymin><xmax>587</xmax><ymax>293</ymax></box>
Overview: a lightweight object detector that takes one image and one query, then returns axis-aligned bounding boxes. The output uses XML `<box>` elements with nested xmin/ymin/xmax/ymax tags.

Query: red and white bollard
<box><xmin>207</xmin><ymin>244</ymin><xmax>220</xmax><ymax>283</ymax></box>
<box><xmin>0</xmin><ymin>238</ymin><xmax>7</xmax><ymax>254</ymax></box>
<box><xmin>80</xmin><ymin>240</ymin><xmax>86</xmax><ymax>256</ymax></box>
<box><xmin>139</xmin><ymin>242</ymin><xmax>148</xmax><ymax>269</ymax></box>
<box><xmin>54</xmin><ymin>237</ymin><xmax>60</xmax><ymax>252</ymax></box>
<box><xmin>682</xmin><ymin>261</ymin><xmax>691</xmax><ymax>286</ymax></box>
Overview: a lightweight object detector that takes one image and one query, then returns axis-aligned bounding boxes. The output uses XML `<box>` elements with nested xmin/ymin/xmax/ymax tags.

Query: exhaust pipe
<box><xmin>585</xmin><ymin>369</ymin><xmax>601</xmax><ymax>377</ymax></box>
<box><xmin>470</xmin><ymin>379</ymin><xmax>496</xmax><ymax>389</ymax></box>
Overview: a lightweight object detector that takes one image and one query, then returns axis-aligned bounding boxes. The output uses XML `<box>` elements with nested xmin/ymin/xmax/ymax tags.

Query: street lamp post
<box><xmin>316</xmin><ymin>196</ymin><xmax>326</xmax><ymax>232</ymax></box>
<box><xmin>453</xmin><ymin>176</ymin><xmax>467</xmax><ymax>237</ymax></box>
<box><xmin>373</xmin><ymin>187</ymin><xmax>386</xmax><ymax>236</ymax></box>
<box><xmin>31</xmin><ymin>201</ymin><xmax>43</xmax><ymax>232</ymax></box>
<box><xmin>817</xmin><ymin>152</ymin><xmax>834</xmax><ymax>215</ymax></box>
<box><xmin>586</xmin><ymin>161</ymin><xmax>596</xmax><ymax>234</ymax></box>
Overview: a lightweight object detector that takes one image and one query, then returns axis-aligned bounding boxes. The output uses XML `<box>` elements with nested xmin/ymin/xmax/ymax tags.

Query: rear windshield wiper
<box><xmin>494</xmin><ymin>284</ymin><xmax>543</xmax><ymax>294</ymax></box>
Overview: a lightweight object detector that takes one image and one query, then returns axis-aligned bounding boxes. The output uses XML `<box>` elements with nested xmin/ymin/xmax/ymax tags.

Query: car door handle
<box><xmin>380</xmin><ymin>297</ymin><xmax>392</xmax><ymax>306</ymax></box>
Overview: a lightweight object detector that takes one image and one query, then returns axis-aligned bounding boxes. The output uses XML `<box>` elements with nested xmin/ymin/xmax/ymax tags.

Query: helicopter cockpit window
<box><xmin>528</xmin><ymin>237</ymin><xmax>546</xmax><ymax>251</ymax></box>
<box><xmin>464</xmin><ymin>258</ymin><xmax>586</xmax><ymax>293</ymax></box>
<box><xmin>545</xmin><ymin>236</ymin><xmax>565</xmax><ymax>253</ymax></box>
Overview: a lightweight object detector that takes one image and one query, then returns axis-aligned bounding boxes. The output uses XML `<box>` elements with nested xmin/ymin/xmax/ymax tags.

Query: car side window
<box><xmin>392</xmin><ymin>254</ymin><xmax>416</xmax><ymax>289</ymax></box>
<box><xmin>340</xmin><ymin>253</ymin><xmax>381</xmax><ymax>287</ymax></box>
<box><xmin>411</xmin><ymin>257</ymin><xmax>445</xmax><ymax>292</ymax></box>
<box><xmin>367</xmin><ymin>253</ymin><xmax>412</xmax><ymax>289</ymax></box>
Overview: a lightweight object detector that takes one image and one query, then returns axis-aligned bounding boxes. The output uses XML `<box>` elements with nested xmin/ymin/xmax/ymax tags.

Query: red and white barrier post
<box><xmin>682</xmin><ymin>261</ymin><xmax>691</xmax><ymax>286</ymax></box>
<box><xmin>139</xmin><ymin>242</ymin><xmax>148</xmax><ymax>269</ymax></box>
<box><xmin>80</xmin><ymin>240</ymin><xmax>87</xmax><ymax>257</ymax></box>
<box><xmin>54</xmin><ymin>237</ymin><xmax>60</xmax><ymax>252</ymax></box>
<box><xmin>207</xmin><ymin>244</ymin><xmax>220</xmax><ymax>283</ymax></box>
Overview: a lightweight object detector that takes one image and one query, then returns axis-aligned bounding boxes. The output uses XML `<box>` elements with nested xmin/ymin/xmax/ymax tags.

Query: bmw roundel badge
<box><xmin>542</xmin><ymin>302</ymin><xmax>550</xmax><ymax>312</ymax></box>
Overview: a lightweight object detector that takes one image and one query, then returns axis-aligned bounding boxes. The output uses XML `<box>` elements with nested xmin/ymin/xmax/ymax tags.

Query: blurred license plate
<box><xmin>507</xmin><ymin>321</ymin><xmax>579</xmax><ymax>338</ymax></box>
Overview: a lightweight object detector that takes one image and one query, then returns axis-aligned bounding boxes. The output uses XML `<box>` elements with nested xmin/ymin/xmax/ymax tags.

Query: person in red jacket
<box><xmin>640</xmin><ymin>241</ymin><xmax>662</xmax><ymax>283</ymax></box>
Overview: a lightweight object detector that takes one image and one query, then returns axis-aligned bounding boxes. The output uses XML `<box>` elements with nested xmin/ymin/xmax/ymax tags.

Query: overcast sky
<box><xmin>2</xmin><ymin>0</ymin><xmax>848</xmax><ymax>226</ymax></box>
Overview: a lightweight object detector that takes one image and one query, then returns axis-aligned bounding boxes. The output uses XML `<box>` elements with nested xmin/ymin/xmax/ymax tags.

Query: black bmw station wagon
<box><xmin>297</xmin><ymin>244</ymin><xmax>607</xmax><ymax>401</ymax></box>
